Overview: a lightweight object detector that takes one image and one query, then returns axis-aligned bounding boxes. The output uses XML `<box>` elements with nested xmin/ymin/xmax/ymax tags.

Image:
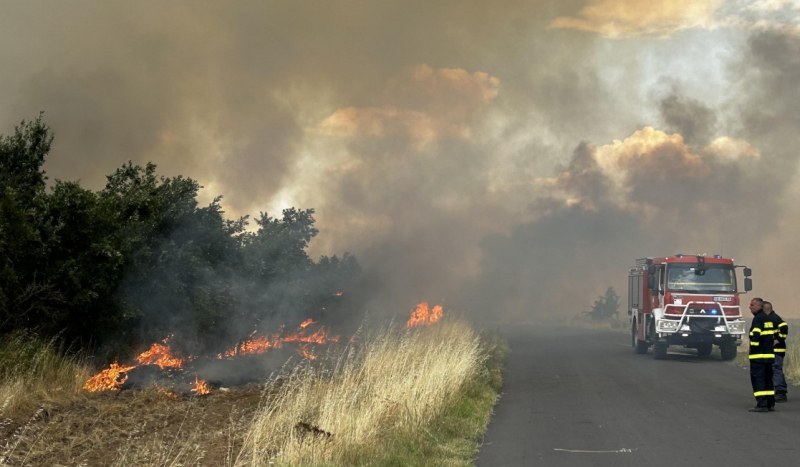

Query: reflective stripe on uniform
<box><xmin>775</xmin><ymin>348</ymin><xmax>786</xmax><ymax>353</ymax></box>
<box><xmin>760</xmin><ymin>330</ymin><xmax>777</xmax><ymax>335</ymax></box>
<box><xmin>754</xmin><ymin>390</ymin><xmax>775</xmax><ymax>397</ymax></box>
<box><xmin>750</xmin><ymin>341</ymin><xmax>759</xmax><ymax>346</ymax></box>
<box><xmin>749</xmin><ymin>353</ymin><xmax>775</xmax><ymax>359</ymax></box>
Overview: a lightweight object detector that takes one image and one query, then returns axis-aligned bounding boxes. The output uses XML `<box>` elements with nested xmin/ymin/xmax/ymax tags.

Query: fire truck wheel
<box><xmin>696</xmin><ymin>343</ymin><xmax>712</xmax><ymax>358</ymax></box>
<box><xmin>720</xmin><ymin>341</ymin><xmax>737</xmax><ymax>360</ymax></box>
<box><xmin>631</xmin><ymin>322</ymin><xmax>636</xmax><ymax>348</ymax></box>
<box><xmin>633</xmin><ymin>322</ymin><xmax>648</xmax><ymax>354</ymax></box>
<box><xmin>653</xmin><ymin>342</ymin><xmax>668</xmax><ymax>360</ymax></box>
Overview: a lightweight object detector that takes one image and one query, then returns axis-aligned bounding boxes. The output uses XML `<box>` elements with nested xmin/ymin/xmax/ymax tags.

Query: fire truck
<box><xmin>629</xmin><ymin>254</ymin><xmax>752</xmax><ymax>360</ymax></box>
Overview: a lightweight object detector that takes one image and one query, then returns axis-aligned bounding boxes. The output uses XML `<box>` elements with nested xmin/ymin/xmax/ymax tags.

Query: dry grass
<box><xmin>0</xmin><ymin>332</ymin><xmax>90</xmax><ymax>419</ymax></box>
<box><xmin>783</xmin><ymin>335</ymin><xmax>799</xmax><ymax>385</ymax></box>
<box><xmin>235</xmin><ymin>319</ymin><xmax>484</xmax><ymax>466</ymax></box>
<box><xmin>0</xmin><ymin>319</ymin><xmax>501</xmax><ymax>466</ymax></box>
<box><xmin>0</xmin><ymin>383</ymin><xmax>263</xmax><ymax>465</ymax></box>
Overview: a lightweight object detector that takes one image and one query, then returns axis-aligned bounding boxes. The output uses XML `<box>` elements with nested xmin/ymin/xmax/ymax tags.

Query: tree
<box><xmin>585</xmin><ymin>287</ymin><xmax>620</xmax><ymax>322</ymax></box>
<box><xmin>0</xmin><ymin>115</ymin><xmax>363</xmax><ymax>359</ymax></box>
<box><xmin>0</xmin><ymin>116</ymin><xmax>55</xmax><ymax>332</ymax></box>
<box><xmin>0</xmin><ymin>113</ymin><xmax>52</xmax><ymax>204</ymax></box>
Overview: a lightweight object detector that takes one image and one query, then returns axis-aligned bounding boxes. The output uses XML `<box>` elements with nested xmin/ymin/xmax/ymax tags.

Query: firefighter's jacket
<box><xmin>770</xmin><ymin>311</ymin><xmax>789</xmax><ymax>355</ymax></box>
<box><xmin>749</xmin><ymin>311</ymin><xmax>775</xmax><ymax>360</ymax></box>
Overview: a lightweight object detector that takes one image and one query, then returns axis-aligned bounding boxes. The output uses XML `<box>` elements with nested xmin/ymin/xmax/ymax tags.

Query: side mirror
<box><xmin>743</xmin><ymin>267</ymin><xmax>752</xmax><ymax>277</ymax></box>
<box><xmin>744</xmin><ymin>278</ymin><xmax>752</xmax><ymax>292</ymax></box>
<box><xmin>647</xmin><ymin>274</ymin><xmax>655</xmax><ymax>291</ymax></box>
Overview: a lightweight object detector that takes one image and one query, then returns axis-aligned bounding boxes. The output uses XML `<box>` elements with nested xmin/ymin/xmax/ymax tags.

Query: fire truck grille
<box><xmin>686</xmin><ymin>307</ymin><xmax>721</xmax><ymax>315</ymax></box>
<box><xmin>687</xmin><ymin>317</ymin><xmax>723</xmax><ymax>334</ymax></box>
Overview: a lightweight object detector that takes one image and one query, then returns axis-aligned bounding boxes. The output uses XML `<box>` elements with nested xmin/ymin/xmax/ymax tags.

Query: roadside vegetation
<box><xmin>571</xmin><ymin>286</ymin><xmax>626</xmax><ymax>331</ymax></box>
<box><xmin>0</xmin><ymin>319</ymin><xmax>507</xmax><ymax>465</ymax></box>
<box><xmin>0</xmin><ymin>332</ymin><xmax>90</xmax><ymax>420</ymax></box>
<box><xmin>783</xmin><ymin>333</ymin><xmax>799</xmax><ymax>385</ymax></box>
<box><xmin>1</xmin><ymin>115</ymin><xmax>359</xmax><ymax>362</ymax></box>
<box><xmin>0</xmin><ymin>116</ymin><xmax>509</xmax><ymax>464</ymax></box>
<box><xmin>238</xmin><ymin>319</ymin><xmax>505</xmax><ymax>466</ymax></box>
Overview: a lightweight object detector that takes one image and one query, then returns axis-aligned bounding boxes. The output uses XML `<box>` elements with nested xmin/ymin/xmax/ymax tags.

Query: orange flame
<box><xmin>86</xmin><ymin>319</ymin><xmax>340</xmax><ymax>394</ymax></box>
<box><xmin>156</xmin><ymin>386</ymin><xmax>181</xmax><ymax>401</ymax></box>
<box><xmin>406</xmin><ymin>302</ymin><xmax>444</xmax><ymax>329</ymax></box>
<box><xmin>83</xmin><ymin>362</ymin><xmax>136</xmax><ymax>392</ymax></box>
<box><xmin>218</xmin><ymin>320</ymin><xmax>339</xmax><ymax>358</ymax></box>
<box><xmin>298</xmin><ymin>344</ymin><xmax>317</xmax><ymax>360</ymax></box>
<box><xmin>299</xmin><ymin>318</ymin><xmax>316</xmax><ymax>328</ymax></box>
<box><xmin>191</xmin><ymin>375</ymin><xmax>210</xmax><ymax>396</ymax></box>
<box><xmin>85</xmin><ymin>336</ymin><xmax>186</xmax><ymax>392</ymax></box>
<box><xmin>135</xmin><ymin>336</ymin><xmax>185</xmax><ymax>369</ymax></box>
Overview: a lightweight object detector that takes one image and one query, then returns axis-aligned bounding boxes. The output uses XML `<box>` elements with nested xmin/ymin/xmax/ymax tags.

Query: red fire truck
<box><xmin>629</xmin><ymin>254</ymin><xmax>752</xmax><ymax>360</ymax></box>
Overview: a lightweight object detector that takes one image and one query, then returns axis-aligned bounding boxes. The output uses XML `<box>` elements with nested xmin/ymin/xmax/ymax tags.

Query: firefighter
<box><xmin>747</xmin><ymin>297</ymin><xmax>775</xmax><ymax>412</ymax></box>
<box><xmin>763</xmin><ymin>301</ymin><xmax>789</xmax><ymax>402</ymax></box>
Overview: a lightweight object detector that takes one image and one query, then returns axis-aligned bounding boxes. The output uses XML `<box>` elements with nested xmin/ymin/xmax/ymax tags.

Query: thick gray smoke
<box><xmin>2</xmin><ymin>1</ymin><xmax>799</xmax><ymax>323</ymax></box>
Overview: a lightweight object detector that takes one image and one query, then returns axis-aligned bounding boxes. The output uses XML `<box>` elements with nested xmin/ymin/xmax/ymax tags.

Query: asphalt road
<box><xmin>477</xmin><ymin>325</ymin><xmax>798</xmax><ymax>466</ymax></box>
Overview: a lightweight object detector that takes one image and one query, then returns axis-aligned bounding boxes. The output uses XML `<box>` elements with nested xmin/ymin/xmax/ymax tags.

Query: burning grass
<box><xmin>0</xmin><ymin>312</ymin><xmax>507</xmax><ymax>465</ymax></box>
<box><xmin>235</xmin><ymin>319</ymin><xmax>500</xmax><ymax>466</ymax></box>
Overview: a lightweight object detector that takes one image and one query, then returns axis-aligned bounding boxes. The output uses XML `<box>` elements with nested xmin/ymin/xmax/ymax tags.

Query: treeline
<box><xmin>0</xmin><ymin>115</ymin><xmax>360</xmax><ymax>358</ymax></box>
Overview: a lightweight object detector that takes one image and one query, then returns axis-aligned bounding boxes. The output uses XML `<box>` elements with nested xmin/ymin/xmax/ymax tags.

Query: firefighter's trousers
<box><xmin>773</xmin><ymin>354</ymin><xmax>787</xmax><ymax>393</ymax></box>
<box><xmin>750</xmin><ymin>359</ymin><xmax>775</xmax><ymax>408</ymax></box>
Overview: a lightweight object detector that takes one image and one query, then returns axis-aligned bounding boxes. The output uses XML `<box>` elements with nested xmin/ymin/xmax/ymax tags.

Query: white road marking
<box><xmin>554</xmin><ymin>448</ymin><xmax>633</xmax><ymax>453</ymax></box>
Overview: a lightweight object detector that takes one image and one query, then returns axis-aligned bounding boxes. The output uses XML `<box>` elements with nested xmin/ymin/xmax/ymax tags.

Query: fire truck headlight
<box><xmin>728</xmin><ymin>321</ymin><xmax>745</xmax><ymax>334</ymax></box>
<box><xmin>657</xmin><ymin>320</ymin><xmax>679</xmax><ymax>332</ymax></box>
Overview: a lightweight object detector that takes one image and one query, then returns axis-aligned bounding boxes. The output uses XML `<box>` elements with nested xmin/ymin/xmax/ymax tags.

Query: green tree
<box><xmin>0</xmin><ymin>116</ymin><xmax>362</xmax><ymax>360</ymax></box>
<box><xmin>0</xmin><ymin>116</ymin><xmax>55</xmax><ymax>331</ymax></box>
<box><xmin>585</xmin><ymin>287</ymin><xmax>620</xmax><ymax>322</ymax></box>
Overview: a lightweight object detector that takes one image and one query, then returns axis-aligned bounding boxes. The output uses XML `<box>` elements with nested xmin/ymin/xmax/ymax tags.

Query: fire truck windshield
<box><xmin>666</xmin><ymin>265</ymin><xmax>736</xmax><ymax>293</ymax></box>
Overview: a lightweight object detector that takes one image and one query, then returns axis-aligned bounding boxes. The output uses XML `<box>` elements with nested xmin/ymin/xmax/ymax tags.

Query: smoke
<box><xmin>658</xmin><ymin>92</ymin><xmax>718</xmax><ymax>146</ymax></box>
<box><xmin>2</xmin><ymin>1</ymin><xmax>800</xmax><ymax>323</ymax></box>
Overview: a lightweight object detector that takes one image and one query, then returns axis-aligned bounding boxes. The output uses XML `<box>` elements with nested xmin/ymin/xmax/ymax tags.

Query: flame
<box><xmin>298</xmin><ymin>344</ymin><xmax>317</xmax><ymax>360</ymax></box>
<box><xmin>156</xmin><ymin>386</ymin><xmax>181</xmax><ymax>401</ymax></box>
<box><xmin>217</xmin><ymin>331</ymin><xmax>278</xmax><ymax>359</ymax></box>
<box><xmin>299</xmin><ymin>318</ymin><xmax>316</xmax><ymax>328</ymax></box>
<box><xmin>406</xmin><ymin>302</ymin><xmax>444</xmax><ymax>329</ymax></box>
<box><xmin>135</xmin><ymin>336</ymin><xmax>185</xmax><ymax>369</ymax></box>
<box><xmin>85</xmin><ymin>336</ymin><xmax>186</xmax><ymax>392</ymax></box>
<box><xmin>191</xmin><ymin>375</ymin><xmax>210</xmax><ymax>396</ymax></box>
<box><xmin>86</xmin><ymin>319</ymin><xmax>340</xmax><ymax>394</ymax></box>
<box><xmin>218</xmin><ymin>320</ymin><xmax>339</xmax><ymax>358</ymax></box>
<box><xmin>83</xmin><ymin>362</ymin><xmax>136</xmax><ymax>392</ymax></box>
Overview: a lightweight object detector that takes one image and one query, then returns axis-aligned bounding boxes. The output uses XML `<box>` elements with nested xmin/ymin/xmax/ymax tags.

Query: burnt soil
<box><xmin>0</xmin><ymin>384</ymin><xmax>265</xmax><ymax>466</ymax></box>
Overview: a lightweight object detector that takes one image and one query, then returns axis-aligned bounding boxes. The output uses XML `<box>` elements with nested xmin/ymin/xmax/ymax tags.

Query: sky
<box><xmin>2</xmin><ymin>0</ymin><xmax>800</xmax><ymax>319</ymax></box>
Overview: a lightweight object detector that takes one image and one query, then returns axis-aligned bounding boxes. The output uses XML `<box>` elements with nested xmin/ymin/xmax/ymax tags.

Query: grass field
<box><xmin>0</xmin><ymin>319</ymin><xmax>507</xmax><ymax>465</ymax></box>
<box><xmin>236</xmin><ymin>320</ymin><xmax>507</xmax><ymax>466</ymax></box>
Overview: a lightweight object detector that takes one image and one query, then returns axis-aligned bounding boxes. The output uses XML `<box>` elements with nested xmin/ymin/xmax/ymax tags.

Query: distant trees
<box><xmin>584</xmin><ymin>286</ymin><xmax>620</xmax><ymax>323</ymax></box>
<box><xmin>0</xmin><ymin>116</ymin><xmax>360</xmax><ymax>358</ymax></box>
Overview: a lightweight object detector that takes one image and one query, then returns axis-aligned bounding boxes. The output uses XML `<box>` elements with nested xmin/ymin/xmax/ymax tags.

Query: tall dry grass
<box><xmin>235</xmin><ymin>319</ymin><xmax>483</xmax><ymax>466</ymax></box>
<box><xmin>784</xmin><ymin>336</ymin><xmax>799</xmax><ymax>385</ymax></box>
<box><xmin>0</xmin><ymin>332</ymin><xmax>90</xmax><ymax>419</ymax></box>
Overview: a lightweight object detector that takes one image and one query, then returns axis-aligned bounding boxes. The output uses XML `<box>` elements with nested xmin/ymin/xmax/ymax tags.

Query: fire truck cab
<box><xmin>629</xmin><ymin>254</ymin><xmax>752</xmax><ymax>360</ymax></box>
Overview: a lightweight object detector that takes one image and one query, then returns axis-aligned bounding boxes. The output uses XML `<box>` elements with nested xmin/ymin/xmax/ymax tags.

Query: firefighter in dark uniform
<box><xmin>748</xmin><ymin>297</ymin><xmax>775</xmax><ymax>412</ymax></box>
<box><xmin>763</xmin><ymin>301</ymin><xmax>789</xmax><ymax>402</ymax></box>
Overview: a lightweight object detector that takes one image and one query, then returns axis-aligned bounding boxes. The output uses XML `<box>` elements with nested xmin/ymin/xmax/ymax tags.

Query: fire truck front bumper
<box><xmin>655</xmin><ymin>318</ymin><xmax>746</xmax><ymax>337</ymax></box>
